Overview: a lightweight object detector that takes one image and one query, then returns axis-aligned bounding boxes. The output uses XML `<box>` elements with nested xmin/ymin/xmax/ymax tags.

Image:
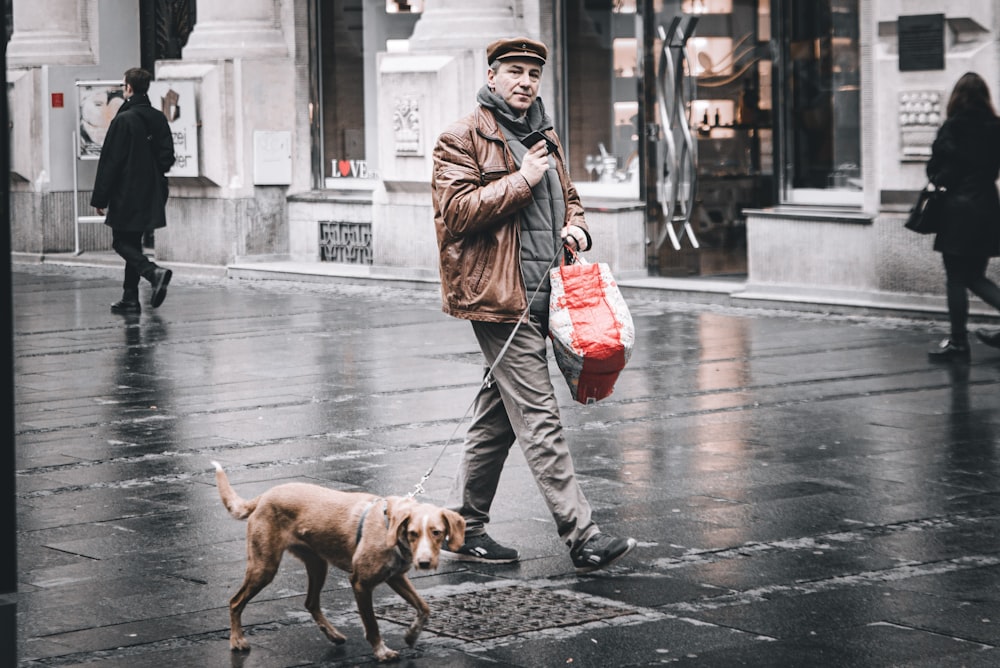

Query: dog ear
<box><xmin>443</xmin><ymin>509</ymin><xmax>466</xmax><ymax>551</ymax></box>
<box><xmin>386</xmin><ymin>504</ymin><xmax>412</xmax><ymax>549</ymax></box>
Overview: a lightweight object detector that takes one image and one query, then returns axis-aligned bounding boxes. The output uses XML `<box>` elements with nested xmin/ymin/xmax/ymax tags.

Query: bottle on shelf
<box><xmin>738</xmin><ymin>78</ymin><xmax>757</xmax><ymax>126</ymax></box>
<box><xmin>698</xmin><ymin>109</ymin><xmax>711</xmax><ymax>136</ymax></box>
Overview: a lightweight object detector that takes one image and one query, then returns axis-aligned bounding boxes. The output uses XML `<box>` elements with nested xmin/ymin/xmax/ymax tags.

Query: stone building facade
<box><xmin>6</xmin><ymin>0</ymin><xmax>1000</xmax><ymax>313</ymax></box>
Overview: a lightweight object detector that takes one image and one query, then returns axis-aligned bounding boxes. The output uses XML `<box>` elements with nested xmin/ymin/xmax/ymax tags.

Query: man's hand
<box><xmin>561</xmin><ymin>224</ymin><xmax>589</xmax><ymax>251</ymax></box>
<box><xmin>95</xmin><ymin>207</ymin><xmax>105</xmax><ymax>216</ymax></box>
<box><xmin>518</xmin><ymin>141</ymin><xmax>549</xmax><ymax>187</ymax></box>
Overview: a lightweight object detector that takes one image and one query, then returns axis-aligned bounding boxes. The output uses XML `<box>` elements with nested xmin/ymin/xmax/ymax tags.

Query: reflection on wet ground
<box><xmin>12</xmin><ymin>263</ymin><xmax>1000</xmax><ymax>666</ymax></box>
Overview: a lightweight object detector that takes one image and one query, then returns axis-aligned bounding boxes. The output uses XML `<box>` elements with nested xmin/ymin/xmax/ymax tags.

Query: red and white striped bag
<box><xmin>548</xmin><ymin>252</ymin><xmax>635</xmax><ymax>404</ymax></box>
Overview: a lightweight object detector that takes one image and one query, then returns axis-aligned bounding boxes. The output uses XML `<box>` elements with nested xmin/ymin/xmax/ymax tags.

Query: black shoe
<box><xmin>110</xmin><ymin>298</ymin><xmax>141</xmax><ymax>315</ymax></box>
<box><xmin>149</xmin><ymin>267</ymin><xmax>172</xmax><ymax>308</ymax></box>
<box><xmin>928</xmin><ymin>338</ymin><xmax>970</xmax><ymax>362</ymax></box>
<box><xmin>571</xmin><ymin>533</ymin><xmax>637</xmax><ymax>574</ymax></box>
<box><xmin>441</xmin><ymin>533</ymin><xmax>519</xmax><ymax>563</ymax></box>
<box><xmin>976</xmin><ymin>330</ymin><xmax>1000</xmax><ymax>350</ymax></box>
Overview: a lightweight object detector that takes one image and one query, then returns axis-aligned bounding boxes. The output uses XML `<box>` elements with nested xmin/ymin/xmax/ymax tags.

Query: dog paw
<box><xmin>373</xmin><ymin>641</ymin><xmax>399</xmax><ymax>662</ymax></box>
<box><xmin>321</xmin><ymin>626</ymin><xmax>347</xmax><ymax>645</ymax></box>
<box><xmin>229</xmin><ymin>635</ymin><xmax>250</xmax><ymax>652</ymax></box>
<box><xmin>405</xmin><ymin>613</ymin><xmax>427</xmax><ymax>647</ymax></box>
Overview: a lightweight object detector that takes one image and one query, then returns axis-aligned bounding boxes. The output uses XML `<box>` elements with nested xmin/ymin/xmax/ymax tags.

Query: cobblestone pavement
<box><xmin>12</xmin><ymin>262</ymin><xmax>1000</xmax><ymax>666</ymax></box>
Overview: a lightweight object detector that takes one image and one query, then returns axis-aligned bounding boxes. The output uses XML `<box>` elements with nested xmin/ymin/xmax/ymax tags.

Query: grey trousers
<box><xmin>447</xmin><ymin>317</ymin><xmax>598</xmax><ymax>551</ymax></box>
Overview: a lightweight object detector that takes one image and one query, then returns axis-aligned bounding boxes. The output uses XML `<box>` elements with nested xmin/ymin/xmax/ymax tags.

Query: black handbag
<box><xmin>904</xmin><ymin>183</ymin><xmax>946</xmax><ymax>235</ymax></box>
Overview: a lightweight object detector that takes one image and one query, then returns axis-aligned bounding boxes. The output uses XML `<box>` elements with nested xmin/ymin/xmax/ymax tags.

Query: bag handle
<box><xmin>561</xmin><ymin>243</ymin><xmax>590</xmax><ymax>267</ymax></box>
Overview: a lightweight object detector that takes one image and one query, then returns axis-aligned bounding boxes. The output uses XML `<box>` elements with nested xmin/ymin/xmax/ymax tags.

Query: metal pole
<box><xmin>638</xmin><ymin>0</ymin><xmax>661</xmax><ymax>275</ymax></box>
<box><xmin>1</xmin><ymin>3</ymin><xmax>20</xmax><ymax>663</ymax></box>
<box><xmin>73</xmin><ymin>131</ymin><xmax>81</xmax><ymax>255</ymax></box>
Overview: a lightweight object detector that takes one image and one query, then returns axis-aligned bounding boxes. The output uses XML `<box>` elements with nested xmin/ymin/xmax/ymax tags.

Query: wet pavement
<box><xmin>11</xmin><ymin>261</ymin><xmax>1000</xmax><ymax>667</ymax></box>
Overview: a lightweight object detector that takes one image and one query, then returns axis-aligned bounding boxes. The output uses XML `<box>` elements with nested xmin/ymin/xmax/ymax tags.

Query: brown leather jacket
<box><xmin>432</xmin><ymin>106</ymin><xmax>588</xmax><ymax>323</ymax></box>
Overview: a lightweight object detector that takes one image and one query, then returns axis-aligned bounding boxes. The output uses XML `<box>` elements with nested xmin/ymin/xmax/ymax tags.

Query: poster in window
<box><xmin>76</xmin><ymin>80</ymin><xmax>125</xmax><ymax>159</ymax></box>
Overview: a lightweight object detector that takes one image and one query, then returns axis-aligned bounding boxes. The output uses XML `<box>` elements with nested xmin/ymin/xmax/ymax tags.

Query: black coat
<box><xmin>926</xmin><ymin>109</ymin><xmax>1000</xmax><ymax>257</ymax></box>
<box><xmin>90</xmin><ymin>94</ymin><xmax>175</xmax><ymax>232</ymax></box>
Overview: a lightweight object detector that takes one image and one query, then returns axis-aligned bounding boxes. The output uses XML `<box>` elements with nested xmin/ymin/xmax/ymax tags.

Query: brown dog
<box><xmin>212</xmin><ymin>462</ymin><xmax>465</xmax><ymax>662</ymax></box>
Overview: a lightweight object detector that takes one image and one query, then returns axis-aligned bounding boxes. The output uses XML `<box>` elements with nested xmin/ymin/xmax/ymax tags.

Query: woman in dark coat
<box><xmin>926</xmin><ymin>72</ymin><xmax>1000</xmax><ymax>361</ymax></box>
<box><xmin>91</xmin><ymin>67</ymin><xmax>176</xmax><ymax>314</ymax></box>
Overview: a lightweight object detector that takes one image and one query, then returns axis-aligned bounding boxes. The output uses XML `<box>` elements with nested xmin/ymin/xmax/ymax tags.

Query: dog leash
<box><xmin>406</xmin><ymin>246</ymin><xmax>569</xmax><ymax>498</ymax></box>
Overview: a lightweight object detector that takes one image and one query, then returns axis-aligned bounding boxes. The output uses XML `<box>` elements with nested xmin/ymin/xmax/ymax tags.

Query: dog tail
<box><xmin>211</xmin><ymin>461</ymin><xmax>258</xmax><ymax>520</ymax></box>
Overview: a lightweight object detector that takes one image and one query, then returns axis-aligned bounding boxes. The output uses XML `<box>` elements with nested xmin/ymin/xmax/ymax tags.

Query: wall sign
<box><xmin>898</xmin><ymin>14</ymin><xmax>945</xmax><ymax>72</ymax></box>
<box><xmin>329</xmin><ymin>159</ymin><xmax>372</xmax><ymax>179</ymax></box>
<box><xmin>149</xmin><ymin>80</ymin><xmax>199</xmax><ymax>177</ymax></box>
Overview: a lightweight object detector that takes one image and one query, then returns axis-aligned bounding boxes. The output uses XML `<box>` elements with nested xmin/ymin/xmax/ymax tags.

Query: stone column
<box><xmin>182</xmin><ymin>0</ymin><xmax>286</xmax><ymax>60</ymax></box>
<box><xmin>6</xmin><ymin>0</ymin><xmax>93</xmax><ymax>66</ymax></box>
<box><xmin>155</xmin><ymin>0</ymin><xmax>296</xmax><ymax>266</ymax></box>
<box><xmin>408</xmin><ymin>0</ymin><xmax>518</xmax><ymax>51</ymax></box>
<box><xmin>373</xmin><ymin>0</ymin><xmax>528</xmax><ymax>274</ymax></box>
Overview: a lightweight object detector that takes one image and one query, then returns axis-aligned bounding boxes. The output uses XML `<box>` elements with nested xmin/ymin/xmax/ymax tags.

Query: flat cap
<box><xmin>486</xmin><ymin>36</ymin><xmax>547</xmax><ymax>65</ymax></box>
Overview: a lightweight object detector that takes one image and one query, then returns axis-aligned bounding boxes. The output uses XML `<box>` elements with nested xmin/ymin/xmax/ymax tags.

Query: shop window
<box><xmin>565</xmin><ymin>1</ymin><xmax>772</xmax><ymax>276</ymax></box>
<box><xmin>315</xmin><ymin>1</ymin><xmax>418</xmax><ymax>187</ymax></box>
<box><xmin>773</xmin><ymin>0</ymin><xmax>861</xmax><ymax>205</ymax></box>
<box><xmin>318</xmin><ymin>1</ymin><xmax>367</xmax><ymax>185</ymax></box>
<box><xmin>565</xmin><ymin>0</ymin><xmax>649</xmax><ymax>199</ymax></box>
<box><xmin>680</xmin><ymin>0</ymin><xmax>771</xmax><ymax>276</ymax></box>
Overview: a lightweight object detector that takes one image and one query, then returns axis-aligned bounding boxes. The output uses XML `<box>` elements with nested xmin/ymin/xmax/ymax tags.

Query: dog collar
<box><xmin>355</xmin><ymin>498</ymin><xmax>389</xmax><ymax>545</ymax></box>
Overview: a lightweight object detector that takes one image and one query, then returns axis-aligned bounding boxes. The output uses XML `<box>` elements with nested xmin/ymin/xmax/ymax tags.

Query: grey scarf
<box><xmin>476</xmin><ymin>85</ymin><xmax>553</xmax><ymax>139</ymax></box>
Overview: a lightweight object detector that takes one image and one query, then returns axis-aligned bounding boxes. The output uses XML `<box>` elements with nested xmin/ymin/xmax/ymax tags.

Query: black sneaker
<box><xmin>976</xmin><ymin>330</ymin><xmax>1000</xmax><ymax>350</ymax></box>
<box><xmin>149</xmin><ymin>267</ymin><xmax>172</xmax><ymax>308</ymax></box>
<box><xmin>442</xmin><ymin>533</ymin><xmax>519</xmax><ymax>563</ymax></box>
<box><xmin>928</xmin><ymin>338</ymin><xmax>970</xmax><ymax>362</ymax></box>
<box><xmin>571</xmin><ymin>533</ymin><xmax>636</xmax><ymax>574</ymax></box>
<box><xmin>110</xmin><ymin>298</ymin><xmax>141</xmax><ymax>315</ymax></box>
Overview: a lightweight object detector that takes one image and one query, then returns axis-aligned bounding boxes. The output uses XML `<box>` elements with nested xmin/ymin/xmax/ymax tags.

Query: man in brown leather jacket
<box><xmin>432</xmin><ymin>36</ymin><xmax>636</xmax><ymax>574</ymax></box>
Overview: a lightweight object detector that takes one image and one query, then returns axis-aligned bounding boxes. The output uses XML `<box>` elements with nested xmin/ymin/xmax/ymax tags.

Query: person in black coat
<box><xmin>91</xmin><ymin>68</ymin><xmax>176</xmax><ymax>314</ymax></box>
<box><xmin>925</xmin><ymin>72</ymin><xmax>1000</xmax><ymax>361</ymax></box>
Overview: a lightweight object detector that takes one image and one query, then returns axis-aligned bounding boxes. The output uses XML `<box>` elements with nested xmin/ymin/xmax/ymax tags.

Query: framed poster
<box><xmin>76</xmin><ymin>80</ymin><xmax>125</xmax><ymax>159</ymax></box>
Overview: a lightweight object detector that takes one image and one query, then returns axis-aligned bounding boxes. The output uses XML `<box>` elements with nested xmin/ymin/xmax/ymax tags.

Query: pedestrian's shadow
<box><xmin>109</xmin><ymin>313</ymin><xmax>173</xmax><ymax>450</ymax></box>
<box><xmin>947</xmin><ymin>363</ymin><xmax>970</xmax><ymax>414</ymax></box>
<box><xmin>945</xmin><ymin>363</ymin><xmax>998</xmax><ymax>494</ymax></box>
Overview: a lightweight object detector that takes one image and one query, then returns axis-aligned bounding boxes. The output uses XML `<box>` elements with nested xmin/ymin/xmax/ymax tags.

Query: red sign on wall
<box><xmin>51</xmin><ymin>93</ymin><xmax>64</xmax><ymax>108</ymax></box>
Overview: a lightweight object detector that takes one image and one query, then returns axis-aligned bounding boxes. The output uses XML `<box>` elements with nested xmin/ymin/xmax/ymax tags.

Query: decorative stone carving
<box><xmin>319</xmin><ymin>221</ymin><xmax>373</xmax><ymax>264</ymax></box>
<box><xmin>898</xmin><ymin>91</ymin><xmax>943</xmax><ymax>162</ymax></box>
<box><xmin>393</xmin><ymin>97</ymin><xmax>423</xmax><ymax>156</ymax></box>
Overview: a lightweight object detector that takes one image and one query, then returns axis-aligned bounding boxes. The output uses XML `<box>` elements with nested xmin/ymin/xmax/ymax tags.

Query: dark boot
<box><xmin>928</xmin><ymin>338</ymin><xmax>970</xmax><ymax>362</ymax></box>
<box><xmin>148</xmin><ymin>267</ymin><xmax>173</xmax><ymax>308</ymax></box>
<box><xmin>110</xmin><ymin>290</ymin><xmax>141</xmax><ymax>315</ymax></box>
